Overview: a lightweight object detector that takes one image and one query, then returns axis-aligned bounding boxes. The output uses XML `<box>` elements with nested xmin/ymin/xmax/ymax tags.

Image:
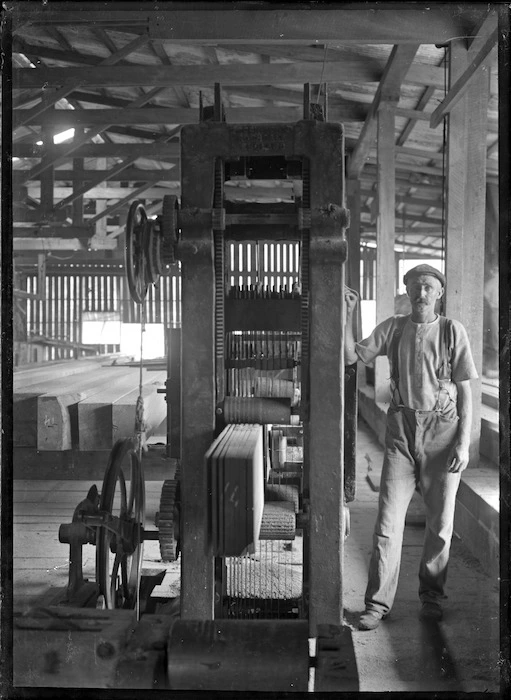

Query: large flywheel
<box><xmin>125</xmin><ymin>200</ymin><xmax>150</xmax><ymax>304</ymax></box>
<box><xmin>96</xmin><ymin>438</ymin><xmax>146</xmax><ymax>610</ymax></box>
<box><xmin>125</xmin><ymin>197</ymin><xmax>179</xmax><ymax>304</ymax></box>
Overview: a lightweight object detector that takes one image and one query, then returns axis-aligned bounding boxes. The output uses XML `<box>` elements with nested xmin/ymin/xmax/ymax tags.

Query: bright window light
<box><xmin>36</xmin><ymin>140</ymin><xmax>43</xmax><ymax>146</ymax></box>
<box><xmin>53</xmin><ymin>128</ymin><xmax>75</xmax><ymax>144</ymax></box>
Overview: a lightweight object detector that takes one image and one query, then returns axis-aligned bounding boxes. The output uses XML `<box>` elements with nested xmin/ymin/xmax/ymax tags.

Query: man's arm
<box><xmin>344</xmin><ymin>289</ymin><xmax>359</xmax><ymax>365</ymax></box>
<box><xmin>447</xmin><ymin>380</ymin><xmax>472</xmax><ymax>473</ymax></box>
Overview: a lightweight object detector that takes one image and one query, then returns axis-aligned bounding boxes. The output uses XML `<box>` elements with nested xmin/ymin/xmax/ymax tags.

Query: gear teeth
<box><xmin>158</xmin><ymin>479</ymin><xmax>180</xmax><ymax>562</ymax></box>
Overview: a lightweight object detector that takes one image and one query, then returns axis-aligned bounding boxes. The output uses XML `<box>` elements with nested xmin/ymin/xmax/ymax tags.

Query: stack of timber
<box><xmin>13</xmin><ymin>357</ymin><xmax>169</xmax><ymax>479</ymax></box>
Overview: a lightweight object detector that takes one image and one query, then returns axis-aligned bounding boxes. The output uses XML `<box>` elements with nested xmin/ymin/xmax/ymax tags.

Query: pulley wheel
<box><xmin>96</xmin><ymin>439</ymin><xmax>146</xmax><ymax>610</ymax></box>
<box><xmin>145</xmin><ymin>218</ymin><xmax>163</xmax><ymax>284</ymax></box>
<box><xmin>158</xmin><ymin>478</ymin><xmax>181</xmax><ymax>562</ymax></box>
<box><xmin>160</xmin><ymin>194</ymin><xmax>180</xmax><ymax>266</ymax></box>
<box><xmin>125</xmin><ymin>200</ymin><xmax>149</xmax><ymax>304</ymax></box>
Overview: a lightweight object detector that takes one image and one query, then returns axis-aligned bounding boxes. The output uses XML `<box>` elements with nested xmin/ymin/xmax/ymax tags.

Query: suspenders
<box><xmin>389</xmin><ymin>314</ymin><xmax>453</xmax><ymax>408</ymax></box>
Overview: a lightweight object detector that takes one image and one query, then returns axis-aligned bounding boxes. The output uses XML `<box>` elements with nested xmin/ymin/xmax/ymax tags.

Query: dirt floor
<box><xmin>11</xmin><ymin>419</ymin><xmax>501</xmax><ymax>692</ymax></box>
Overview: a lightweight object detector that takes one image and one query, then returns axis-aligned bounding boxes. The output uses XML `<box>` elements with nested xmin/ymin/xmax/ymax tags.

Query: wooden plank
<box><xmin>14</xmin><ymin>367</ymin><xmax>140</xmax><ymax>450</ymax></box>
<box><xmin>78</xmin><ymin>371</ymin><xmax>167</xmax><ymax>451</ymax></box>
<box><xmin>13</xmin><ymin>369</ymin><xmax>119</xmax><ymax>448</ymax></box>
<box><xmin>14</xmin><ymin>357</ymin><xmax>115</xmax><ymax>388</ymax></box>
<box><xmin>37</xmin><ymin>368</ymin><xmax>148</xmax><ymax>451</ymax></box>
<box><xmin>348</xmin><ymin>44</ymin><xmax>419</xmax><ymax>178</ymax></box>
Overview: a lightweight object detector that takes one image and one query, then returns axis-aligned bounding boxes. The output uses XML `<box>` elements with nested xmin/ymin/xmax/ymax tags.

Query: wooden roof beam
<box><xmin>7</xmin><ymin>6</ymin><xmax>475</xmax><ymax>43</ymax></box>
<box><xmin>13</xmin><ymin>236</ymin><xmax>117</xmax><ymax>251</ymax></box>
<box><xmin>14</xmin><ymin>142</ymin><xmax>179</xmax><ymax>159</ymax></box>
<box><xmin>85</xmin><ymin>181</ymin><xmax>173</xmax><ymax>226</ymax></box>
<box><xmin>26</xmin><ymin>184</ymin><xmax>179</xmax><ymax>202</ymax></box>
<box><xmin>348</xmin><ymin>44</ymin><xmax>420</xmax><ymax>178</ymax></box>
<box><xmin>14</xmin><ymin>59</ymin><xmax>447</xmax><ymax>90</ymax></box>
<box><xmin>396</xmin><ymin>84</ymin><xmax>437</xmax><ymax>147</ymax></box>
<box><xmin>13</xmin><ymin>167</ymin><xmax>176</xmax><ymax>183</ymax></box>
<box><xmin>52</xmin><ymin>128</ymin><xmax>181</xmax><ymax>210</ymax></box>
<box><xmin>19</xmin><ymin>85</ymin><xmax>169</xmax><ymax>184</ymax></box>
<box><xmin>14</xmin><ymin>33</ymin><xmax>151</xmax><ymax>133</ymax></box>
<box><xmin>15</xmin><ymin>104</ymin><xmax>369</xmax><ymax>128</ymax></box>
<box><xmin>430</xmin><ymin>11</ymin><xmax>498</xmax><ymax>128</ymax></box>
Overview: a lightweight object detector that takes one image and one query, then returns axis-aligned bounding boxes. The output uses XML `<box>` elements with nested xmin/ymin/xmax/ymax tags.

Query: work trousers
<box><xmin>364</xmin><ymin>404</ymin><xmax>461</xmax><ymax>616</ymax></box>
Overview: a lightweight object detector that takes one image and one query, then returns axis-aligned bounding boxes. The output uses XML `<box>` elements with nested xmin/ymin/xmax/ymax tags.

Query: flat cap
<box><xmin>403</xmin><ymin>264</ymin><xmax>445</xmax><ymax>287</ymax></box>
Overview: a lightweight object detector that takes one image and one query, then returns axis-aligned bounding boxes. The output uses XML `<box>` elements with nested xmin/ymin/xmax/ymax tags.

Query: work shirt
<box><xmin>355</xmin><ymin>314</ymin><xmax>478</xmax><ymax>411</ymax></box>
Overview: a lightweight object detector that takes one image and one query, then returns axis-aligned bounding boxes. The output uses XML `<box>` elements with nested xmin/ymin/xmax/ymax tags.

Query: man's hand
<box><xmin>447</xmin><ymin>442</ymin><xmax>470</xmax><ymax>473</ymax></box>
<box><xmin>344</xmin><ymin>286</ymin><xmax>359</xmax><ymax>314</ymax></box>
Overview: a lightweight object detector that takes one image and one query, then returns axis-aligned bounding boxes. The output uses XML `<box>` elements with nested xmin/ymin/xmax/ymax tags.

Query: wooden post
<box><xmin>179</xmin><ymin>125</ymin><xmax>216</xmax><ymax>620</ymax></box>
<box><xmin>72</xmin><ymin>126</ymin><xmax>85</xmax><ymax>226</ymax></box>
<box><xmin>374</xmin><ymin>101</ymin><xmax>396</xmax><ymax>404</ymax></box>
<box><xmin>346</xmin><ymin>178</ymin><xmax>361</xmax><ymax>294</ymax></box>
<box><xmin>444</xmin><ymin>40</ymin><xmax>487</xmax><ymax>464</ymax></box>
<box><xmin>40</xmin><ymin>95</ymin><xmax>54</xmax><ymax>221</ymax></box>
<box><xmin>94</xmin><ymin>158</ymin><xmax>108</xmax><ymax>238</ymax></box>
<box><xmin>304</xmin><ymin>121</ymin><xmax>347</xmax><ymax>636</ymax></box>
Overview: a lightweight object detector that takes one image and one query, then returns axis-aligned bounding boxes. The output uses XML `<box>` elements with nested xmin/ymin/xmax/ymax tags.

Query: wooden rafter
<box><xmin>52</xmin><ymin>128</ymin><xmax>181</xmax><ymax>210</ymax></box>
<box><xmin>430</xmin><ymin>12</ymin><xmax>499</xmax><ymax>129</ymax></box>
<box><xmin>14</xmin><ymin>142</ymin><xmax>179</xmax><ymax>159</ymax></box>
<box><xmin>7</xmin><ymin>6</ymin><xmax>474</xmax><ymax>43</ymax></box>
<box><xmin>13</xmin><ymin>168</ymin><xmax>176</xmax><ymax>183</ymax></box>
<box><xmin>430</xmin><ymin>23</ymin><xmax>498</xmax><ymax>128</ymax></box>
<box><xmin>18</xmin><ymin>85</ymin><xmax>172</xmax><ymax>184</ymax></box>
<box><xmin>8</xmin><ymin>4</ymin><xmax>497</xmax><ymax>262</ymax></box>
<box><xmin>13</xmin><ymin>59</ymin><xmax>447</xmax><ymax>90</ymax></box>
<box><xmin>348</xmin><ymin>44</ymin><xmax>420</xmax><ymax>178</ymax></box>
<box><xmin>15</xmin><ymin>104</ymin><xmax>369</xmax><ymax>127</ymax></box>
<box><xmin>14</xmin><ymin>33</ymin><xmax>151</xmax><ymax>133</ymax></box>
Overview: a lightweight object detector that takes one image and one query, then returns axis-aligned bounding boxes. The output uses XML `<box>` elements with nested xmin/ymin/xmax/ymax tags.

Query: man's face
<box><xmin>406</xmin><ymin>274</ymin><xmax>444</xmax><ymax>312</ymax></box>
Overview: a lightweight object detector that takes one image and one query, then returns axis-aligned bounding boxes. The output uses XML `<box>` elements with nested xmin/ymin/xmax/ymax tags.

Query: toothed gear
<box><xmin>158</xmin><ymin>478</ymin><xmax>180</xmax><ymax>562</ymax></box>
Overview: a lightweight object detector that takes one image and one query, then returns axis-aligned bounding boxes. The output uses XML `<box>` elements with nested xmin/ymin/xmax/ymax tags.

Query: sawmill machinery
<box><xmin>36</xmin><ymin>85</ymin><xmax>360</xmax><ymax>692</ymax></box>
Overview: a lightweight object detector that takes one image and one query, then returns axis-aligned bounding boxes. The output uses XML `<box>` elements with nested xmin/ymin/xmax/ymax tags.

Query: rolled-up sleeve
<box><xmin>451</xmin><ymin>320</ymin><xmax>479</xmax><ymax>381</ymax></box>
<box><xmin>355</xmin><ymin>317</ymin><xmax>396</xmax><ymax>365</ymax></box>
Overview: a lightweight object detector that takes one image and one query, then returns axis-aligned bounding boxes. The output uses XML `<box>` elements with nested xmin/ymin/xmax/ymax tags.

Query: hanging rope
<box><xmin>316</xmin><ymin>44</ymin><xmax>329</xmax><ymax>104</ymax></box>
<box><xmin>134</xmin><ymin>302</ymin><xmax>148</xmax><ymax>458</ymax></box>
<box><xmin>440</xmin><ymin>45</ymin><xmax>448</xmax><ymax>315</ymax></box>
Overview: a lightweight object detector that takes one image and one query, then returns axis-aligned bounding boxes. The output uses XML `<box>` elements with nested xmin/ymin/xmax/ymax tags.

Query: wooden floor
<box><xmin>10</xmin><ymin>421</ymin><xmax>501</xmax><ymax>693</ymax></box>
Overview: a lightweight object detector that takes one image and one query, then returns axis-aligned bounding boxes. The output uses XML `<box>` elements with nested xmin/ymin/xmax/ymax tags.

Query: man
<box><xmin>344</xmin><ymin>264</ymin><xmax>477</xmax><ymax>630</ymax></box>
